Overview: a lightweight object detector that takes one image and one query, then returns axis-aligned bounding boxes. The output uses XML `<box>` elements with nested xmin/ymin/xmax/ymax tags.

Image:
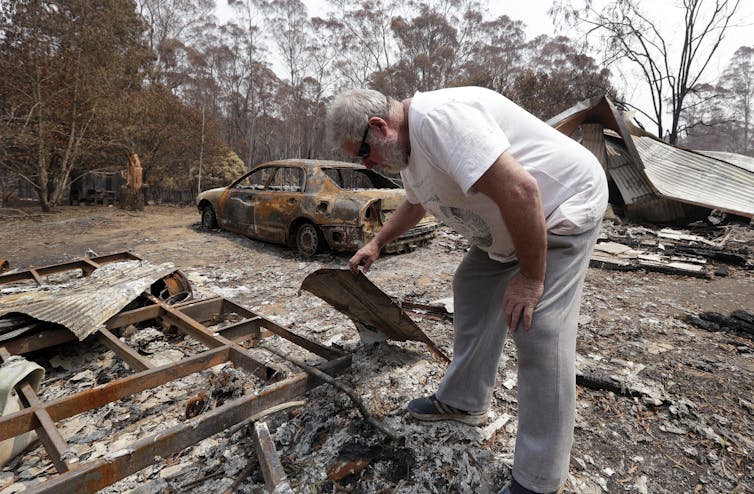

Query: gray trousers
<box><xmin>435</xmin><ymin>225</ymin><xmax>600</xmax><ymax>492</ymax></box>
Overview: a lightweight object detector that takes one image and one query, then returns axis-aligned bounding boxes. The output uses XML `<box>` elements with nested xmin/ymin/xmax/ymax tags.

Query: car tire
<box><xmin>202</xmin><ymin>206</ymin><xmax>218</xmax><ymax>229</ymax></box>
<box><xmin>295</xmin><ymin>222</ymin><xmax>322</xmax><ymax>258</ymax></box>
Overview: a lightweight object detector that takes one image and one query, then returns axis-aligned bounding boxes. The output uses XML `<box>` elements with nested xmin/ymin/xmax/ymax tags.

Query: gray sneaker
<box><xmin>407</xmin><ymin>394</ymin><xmax>487</xmax><ymax>426</ymax></box>
<box><xmin>498</xmin><ymin>479</ymin><xmax>565</xmax><ymax>494</ymax></box>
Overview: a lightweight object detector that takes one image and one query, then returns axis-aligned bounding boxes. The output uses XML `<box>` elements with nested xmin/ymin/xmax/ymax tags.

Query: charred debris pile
<box><xmin>0</xmin><ymin>216</ymin><xmax>752</xmax><ymax>493</ymax></box>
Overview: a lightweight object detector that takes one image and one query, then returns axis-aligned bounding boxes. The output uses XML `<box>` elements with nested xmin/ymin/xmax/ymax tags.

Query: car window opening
<box><xmin>322</xmin><ymin>168</ymin><xmax>401</xmax><ymax>190</ymax></box>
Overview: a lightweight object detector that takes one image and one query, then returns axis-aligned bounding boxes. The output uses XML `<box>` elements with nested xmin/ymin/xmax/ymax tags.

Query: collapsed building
<box><xmin>548</xmin><ymin>96</ymin><xmax>754</xmax><ymax>225</ymax></box>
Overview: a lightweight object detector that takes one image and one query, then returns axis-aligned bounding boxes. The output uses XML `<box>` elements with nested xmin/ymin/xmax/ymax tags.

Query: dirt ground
<box><xmin>1</xmin><ymin>205</ymin><xmax>753</xmax><ymax>494</ymax></box>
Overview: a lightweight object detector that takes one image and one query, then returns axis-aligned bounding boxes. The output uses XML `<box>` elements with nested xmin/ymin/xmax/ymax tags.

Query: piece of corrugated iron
<box><xmin>695</xmin><ymin>150</ymin><xmax>754</xmax><ymax>174</ymax></box>
<box><xmin>0</xmin><ymin>261</ymin><xmax>179</xmax><ymax>340</ymax></box>
<box><xmin>605</xmin><ymin>139</ymin><xmax>656</xmax><ymax>205</ymax></box>
<box><xmin>635</xmin><ymin>137</ymin><xmax>754</xmax><ymax>218</ymax></box>
<box><xmin>581</xmin><ymin>123</ymin><xmax>609</xmax><ymax>171</ymax></box>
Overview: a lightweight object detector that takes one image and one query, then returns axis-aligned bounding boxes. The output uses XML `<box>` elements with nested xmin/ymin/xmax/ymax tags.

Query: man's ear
<box><xmin>367</xmin><ymin>116</ymin><xmax>390</xmax><ymax>137</ymax></box>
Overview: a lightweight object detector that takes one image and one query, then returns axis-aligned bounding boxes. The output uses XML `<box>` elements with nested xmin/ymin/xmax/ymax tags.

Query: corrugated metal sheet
<box><xmin>581</xmin><ymin>123</ymin><xmax>608</xmax><ymax>171</ymax></box>
<box><xmin>0</xmin><ymin>261</ymin><xmax>178</xmax><ymax>340</ymax></box>
<box><xmin>695</xmin><ymin>150</ymin><xmax>754</xmax><ymax>173</ymax></box>
<box><xmin>635</xmin><ymin>137</ymin><xmax>754</xmax><ymax>218</ymax></box>
<box><xmin>604</xmin><ymin>140</ymin><xmax>690</xmax><ymax>222</ymax></box>
<box><xmin>630</xmin><ymin>196</ymin><xmax>691</xmax><ymax>223</ymax></box>
<box><xmin>605</xmin><ymin>139</ymin><xmax>656</xmax><ymax>205</ymax></box>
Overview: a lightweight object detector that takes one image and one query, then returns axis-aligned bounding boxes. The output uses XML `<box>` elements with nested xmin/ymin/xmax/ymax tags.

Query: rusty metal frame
<box><xmin>0</xmin><ymin>252</ymin><xmax>142</xmax><ymax>286</ymax></box>
<box><xmin>0</xmin><ymin>264</ymin><xmax>350</xmax><ymax>493</ymax></box>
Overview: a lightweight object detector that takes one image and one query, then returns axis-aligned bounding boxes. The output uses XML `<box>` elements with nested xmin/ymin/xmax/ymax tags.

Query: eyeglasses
<box><xmin>357</xmin><ymin>125</ymin><xmax>370</xmax><ymax>160</ymax></box>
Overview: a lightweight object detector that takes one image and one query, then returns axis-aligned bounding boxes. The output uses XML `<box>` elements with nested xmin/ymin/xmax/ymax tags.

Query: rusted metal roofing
<box><xmin>548</xmin><ymin>96</ymin><xmax>754</xmax><ymax>221</ymax></box>
<box><xmin>300</xmin><ymin>268</ymin><xmax>450</xmax><ymax>363</ymax></box>
<box><xmin>0</xmin><ymin>261</ymin><xmax>178</xmax><ymax>340</ymax></box>
<box><xmin>634</xmin><ymin>137</ymin><xmax>754</xmax><ymax>218</ymax></box>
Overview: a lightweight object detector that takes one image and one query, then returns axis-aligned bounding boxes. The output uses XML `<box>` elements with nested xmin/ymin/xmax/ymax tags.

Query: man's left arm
<box><xmin>472</xmin><ymin>151</ymin><xmax>547</xmax><ymax>331</ymax></box>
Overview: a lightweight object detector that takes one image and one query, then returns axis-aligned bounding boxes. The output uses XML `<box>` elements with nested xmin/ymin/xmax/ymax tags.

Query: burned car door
<box><xmin>253</xmin><ymin>166</ymin><xmax>305</xmax><ymax>243</ymax></box>
<box><xmin>223</xmin><ymin>167</ymin><xmax>275</xmax><ymax>236</ymax></box>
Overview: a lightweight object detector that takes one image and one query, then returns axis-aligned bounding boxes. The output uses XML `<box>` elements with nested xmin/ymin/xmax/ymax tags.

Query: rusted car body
<box><xmin>197</xmin><ymin>159</ymin><xmax>438</xmax><ymax>257</ymax></box>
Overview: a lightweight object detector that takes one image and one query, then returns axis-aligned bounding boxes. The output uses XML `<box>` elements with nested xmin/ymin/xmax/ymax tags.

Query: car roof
<box><xmin>252</xmin><ymin>159</ymin><xmax>366</xmax><ymax>170</ymax></box>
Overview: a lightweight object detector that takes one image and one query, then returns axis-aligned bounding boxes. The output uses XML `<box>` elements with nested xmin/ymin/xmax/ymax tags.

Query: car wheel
<box><xmin>202</xmin><ymin>206</ymin><xmax>218</xmax><ymax>229</ymax></box>
<box><xmin>295</xmin><ymin>222</ymin><xmax>321</xmax><ymax>258</ymax></box>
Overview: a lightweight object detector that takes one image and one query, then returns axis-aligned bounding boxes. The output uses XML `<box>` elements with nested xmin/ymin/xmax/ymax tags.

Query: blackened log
<box><xmin>576</xmin><ymin>373</ymin><xmax>639</xmax><ymax>398</ymax></box>
<box><xmin>700</xmin><ymin>311</ymin><xmax>754</xmax><ymax>336</ymax></box>
<box><xmin>683</xmin><ymin>311</ymin><xmax>754</xmax><ymax>341</ymax></box>
<box><xmin>732</xmin><ymin>310</ymin><xmax>754</xmax><ymax>326</ymax></box>
<box><xmin>672</xmin><ymin>246</ymin><xmax>748</xmax><ymax>266</ymax></box>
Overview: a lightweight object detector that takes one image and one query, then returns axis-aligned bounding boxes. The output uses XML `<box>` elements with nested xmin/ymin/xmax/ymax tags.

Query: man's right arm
<box><xmin>348</xmin><ymin>199</ymin><xmax>426</xmax><ymax>273</ymax></box>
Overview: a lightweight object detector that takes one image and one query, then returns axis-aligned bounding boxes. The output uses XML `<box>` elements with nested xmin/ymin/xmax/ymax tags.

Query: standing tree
<box><xmin>263</xmin><ymin>0</ymin><xmax>314</xmax><ymax>158</ymax></box>
<box><xmin>371</xmin><ymin>2</ymin><xmax>527</xmax><ymax>99</ymax></box>
<box><xmin>681</xmin><ymin>45</ymin><xmax>754</xmax><ymax>155</ymax></box>
<box><xmin>93</xmin><ymin>85</ymin><xmax>227</xmax><ymax>208</ymax></box>
<box><xmin>322</xmin><ymin>0</ymin><xmax>399</xmax><ymax>90</ymax></box>
<box><xmin>217</xmin><ymin>1</ymin><xmax>280</xmax><ymax>167</ymax></box>
<box><xmin>715</xmin><ymin>45</ymin><xmax>753</xmax><ymax>154</ymax></box>
<box><xmin>459</xmin><ymin>14</ymin><xmax>527</xmax><ymax>94</ymax></box>
<box><xmin>0</xmin><ymin>0</ymin><xmax>150</xmax><ymax>211</ymax></box>
<box><xmin>136</xmin><ymin>0</ymin><xmax>216</xmax><ymax>88</ymax></box>
<box><xmin>387</xmin><ymin>4</ymin><xmax>460</xmax><ymax>95</ymax></box>
<box><xmin>509</xmin><ymin>35</ymin><xmax>617</xmax><ymax>120</ymax></box>
<box><xmin>551</xmin><ymin>0</ymin><xmax>742</xmax><ymax>143</ymax></box>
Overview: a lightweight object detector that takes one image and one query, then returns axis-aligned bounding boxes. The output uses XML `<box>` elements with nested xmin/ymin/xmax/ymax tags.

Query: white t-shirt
<box><xmin>401</xmin><ymin>87</ymin><xmax>608</xmax><ymax>262</ymax></box>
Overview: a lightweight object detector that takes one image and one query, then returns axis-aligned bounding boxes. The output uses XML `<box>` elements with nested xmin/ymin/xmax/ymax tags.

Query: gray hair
<box><xmin>326</xmin><ymin>88</ymin><xmax>399</xmax><ymax>149</ymax></box>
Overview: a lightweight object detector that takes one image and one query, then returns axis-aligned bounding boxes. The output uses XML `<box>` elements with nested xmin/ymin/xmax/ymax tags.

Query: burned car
<box><xmin>197</xmin><ymin>159</ymin><xmax>438</xmax><ymax>257</ymax></box>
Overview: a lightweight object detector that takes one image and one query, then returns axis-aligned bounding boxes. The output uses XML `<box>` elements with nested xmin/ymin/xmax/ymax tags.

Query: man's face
<box><xmin>347</xmin><ymin>133</ymin><xmax>408</xmax><ymax>174</ymax></box>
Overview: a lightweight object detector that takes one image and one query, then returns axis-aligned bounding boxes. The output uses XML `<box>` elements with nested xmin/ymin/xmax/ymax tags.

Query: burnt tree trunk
<box><xmin>120</xmin><ymin>152</ymin><xmax>144</xmax><ymax>211</ymax></box>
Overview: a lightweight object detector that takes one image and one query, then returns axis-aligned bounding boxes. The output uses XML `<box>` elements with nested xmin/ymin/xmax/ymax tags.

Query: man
<box><xmin>326</xmin><ymin>87</ymin><xmax>608</xmax><ymax>494</ymax></box>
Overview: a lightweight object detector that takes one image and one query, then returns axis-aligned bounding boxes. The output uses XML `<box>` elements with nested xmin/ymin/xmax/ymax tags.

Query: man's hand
<box><xmin>503</xmin><ymin>272</ymin><xmax>544</xmax><ymax>331</ymax></box>
<box><xmin>348</xmin><ymin>240</ymin><xmax>381</xmax><ymax>274</ymax></box>
<box><xmin>347</xmin><ymin>200</ymin><xmax>425</xmax><ymax>274</ymax></box>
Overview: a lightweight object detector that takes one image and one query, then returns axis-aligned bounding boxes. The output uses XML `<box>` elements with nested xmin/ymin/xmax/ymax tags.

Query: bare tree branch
<box><xmin>551</xmin><ymin>0</ymin><xmax>743</xmax><ymax>144</ymax></box>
